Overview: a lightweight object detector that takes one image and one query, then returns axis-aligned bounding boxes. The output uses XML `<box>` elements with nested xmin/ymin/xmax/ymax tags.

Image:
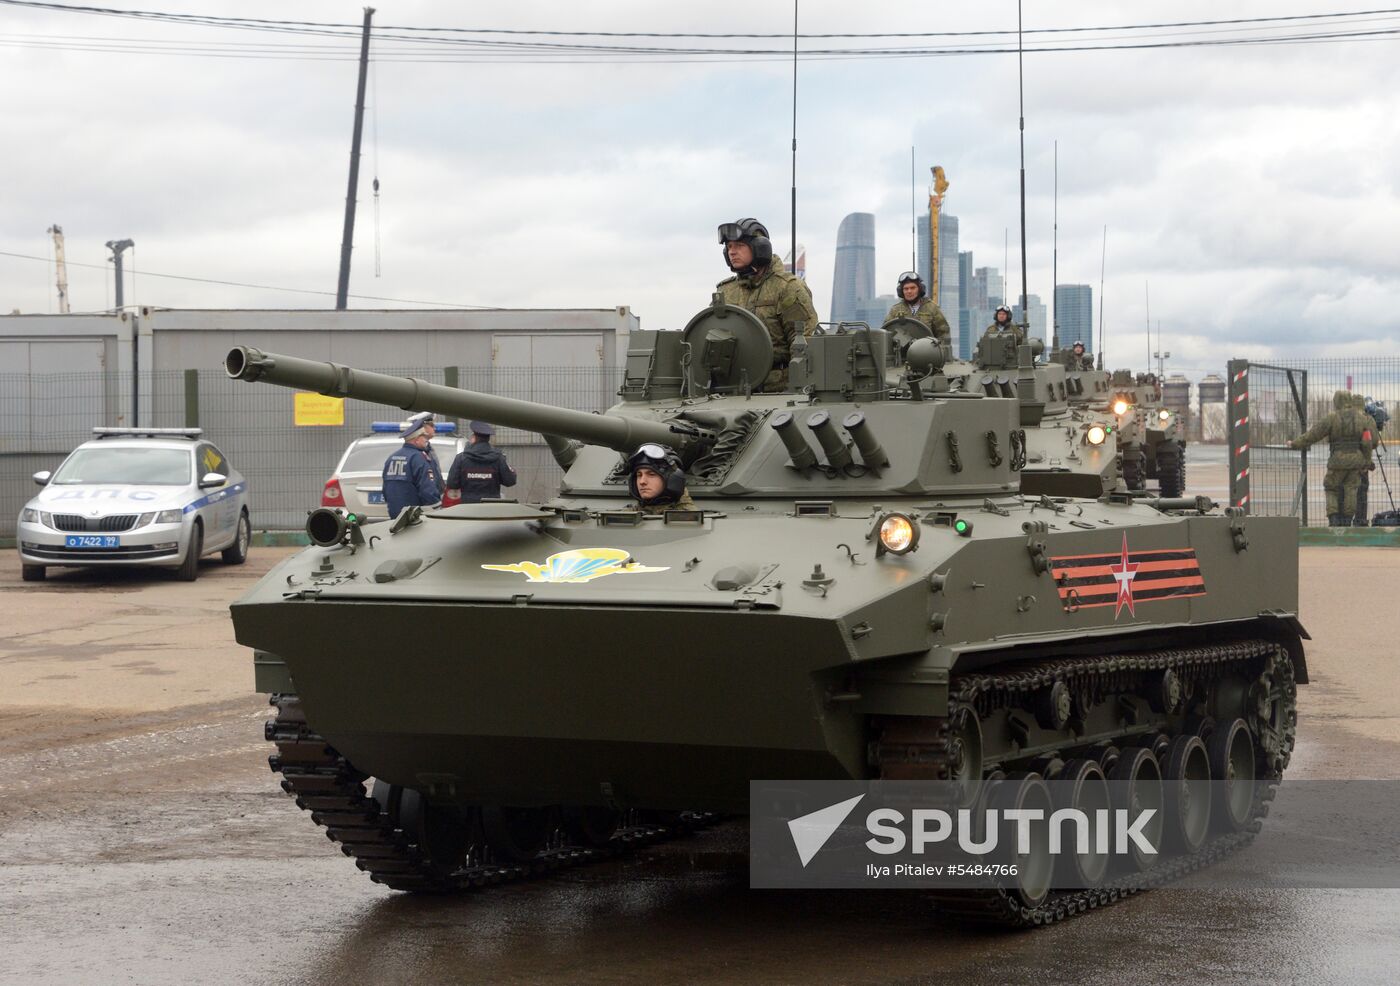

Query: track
<box><xmin>266</xmin><ymin>695</ymin><xmax>715</xmax><ymax>893</ymax></box>
<box><xmin>876</xmin><ymin>638</ymin><xmax>1298</xmax><ymax>927</ymax></box>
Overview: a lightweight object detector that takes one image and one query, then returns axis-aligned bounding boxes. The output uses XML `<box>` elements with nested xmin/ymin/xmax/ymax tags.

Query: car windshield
<box><xmin>341</xmin><ymin>443</ymin><xmax>451</xmax><ymax>475</ymax></box>
<box><xmin>51</xmin><ymin>447</ymin><xmax>193</xmax><ymax>486</ymax></box>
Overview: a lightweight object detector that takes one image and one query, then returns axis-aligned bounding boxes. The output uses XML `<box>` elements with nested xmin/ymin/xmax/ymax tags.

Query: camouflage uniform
<box><xmin>1066</xmin><ymin>351</ymin><xmax>1094</xmax><ymax>371</ymax></box>
<box><xmin>883</xmin><ymin>298</ymin><xmax>951</xmax><ymax>344</ymax></box>
<box><xmin>983</xmin><ymin>320</ymin><xmax>1025</xmax><ymax>344</ymax></box>
<box><xmin>1351</xmin><ymin>393</ymin><xmax>1381</xmax><ymax>526</ymax></box>
<box><xmin>637</xmin><ymin>490</ymin><xmax>697</xmax><ymax>516</ymax></box>
<box><xmin>1290</xmin><ymin>390</ymin><xmax>1377</xmax><ymax>525</ymax></box>
<box><xmin>717</xmin><ymin>256</ymin><xmax>819</xmax><ymax>391</ymax></box>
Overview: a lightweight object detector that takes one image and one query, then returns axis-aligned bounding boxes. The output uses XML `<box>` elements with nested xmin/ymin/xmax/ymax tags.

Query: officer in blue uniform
<box><xmin>446</xmin><ymin>421</ymin><xmax>518</xmax><ymax>503</ymax></box>
<box><xmin>382</xmin><ymin>412</ymin><xmax>444</xmax><ymax>519</ymax></box>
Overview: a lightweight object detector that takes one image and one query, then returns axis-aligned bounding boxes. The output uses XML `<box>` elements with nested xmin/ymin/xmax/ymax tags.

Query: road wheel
<box><xmin>21</xmin><ymin>564</ymin><xmax>46</xmax><ymax>582</ymax></box>
<box><xmin>177</xmin><ymin>521</ymin><xmax>202</xmax><ymax>582</ymax></box>
<box><xmin>222</xmin><ymin>511</ymin><xmax>250</xmax><ymax>564</ymax></box>
<box><xmin>481</xmin><ymin>805</ymin><xmax>554</xmax><ymax>863</ymax></box>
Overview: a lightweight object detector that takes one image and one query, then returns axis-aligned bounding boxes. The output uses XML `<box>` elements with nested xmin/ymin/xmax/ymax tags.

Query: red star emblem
<box><xmin>1109</xmin><ymin>533</ymin><xmax>1139</xmax><ymax>618</ymax></box>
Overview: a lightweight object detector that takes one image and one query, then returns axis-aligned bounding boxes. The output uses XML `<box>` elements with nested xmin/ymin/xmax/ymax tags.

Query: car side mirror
<box><xmin>199</xmin><ymin>472</ymin><xmax>227</xmax><ymax>489</ymax></box>
<box><xmin>33</xmin><ymin>470</ymin><xmax>51</xmax><ymax>486</ymax></box>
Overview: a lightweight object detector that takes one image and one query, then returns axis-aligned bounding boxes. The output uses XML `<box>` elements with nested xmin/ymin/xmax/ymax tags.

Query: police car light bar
<box><xmin>92</xmin><ymin>427</ymin><xmax>203</xmax><ymax>439</ymax></box>
<box><xmin>370</xmin><ymin>421</ymin><xmax>457</xmax><ymax>433</ymax></box>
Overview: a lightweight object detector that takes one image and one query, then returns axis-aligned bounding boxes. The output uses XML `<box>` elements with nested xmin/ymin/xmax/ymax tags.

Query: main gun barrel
<box><xmin>224</xmin><ymin>347</ymin><xmax>708</xmax><ymax>454</ymax></box>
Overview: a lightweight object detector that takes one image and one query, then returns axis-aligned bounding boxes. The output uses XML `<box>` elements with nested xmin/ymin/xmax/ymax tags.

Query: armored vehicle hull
<box><xmin>228</xmin><ymin>331</ymin><xmax>1302</xmax><ymax>926</ymax></box>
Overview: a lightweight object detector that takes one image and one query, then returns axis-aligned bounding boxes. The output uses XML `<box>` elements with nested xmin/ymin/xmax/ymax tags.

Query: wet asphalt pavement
<box><xmin>3</xmin><ymin>450</ymin><xmax>1400</xmax><ymax>985</ymax></box>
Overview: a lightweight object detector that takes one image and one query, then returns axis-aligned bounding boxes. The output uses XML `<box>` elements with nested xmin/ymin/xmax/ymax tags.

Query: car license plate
<box><xmin>367</xmin><ymin>491</ymin><xmax>385</xmax><ymax>504</ymax></box>
<box><xmin>65</xmin><ymin>535</ymin><xmax>120</xmax><ymax>548</ymax></box>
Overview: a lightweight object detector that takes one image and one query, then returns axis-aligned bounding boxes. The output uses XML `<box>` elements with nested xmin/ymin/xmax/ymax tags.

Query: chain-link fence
<box><xmin>1</xmin><ymin>365</ymin><xmax>621</xmax><ymax>537</ymax></box>
<box><xmin>1230</xmin><ymin>357</ymin><xmax>1400</xmax><ymax>526</ymax></box>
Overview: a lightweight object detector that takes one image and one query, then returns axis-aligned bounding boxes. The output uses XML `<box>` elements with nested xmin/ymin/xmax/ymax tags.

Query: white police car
<box><xmin>323</xmin><ymin>421</ymin><xmax>464</xmax><ymax>520</ymax></box>
<box><xmin>17</xmin><ymin>428</ymin><xmax>251</xmax><ymax>583</ymax></box>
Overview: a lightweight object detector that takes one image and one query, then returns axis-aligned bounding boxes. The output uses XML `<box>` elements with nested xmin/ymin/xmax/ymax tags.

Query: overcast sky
<box><xmin>3</xmin><ymin>0</ymin><xmax>1399</xmax><ymax>377</ymax></box>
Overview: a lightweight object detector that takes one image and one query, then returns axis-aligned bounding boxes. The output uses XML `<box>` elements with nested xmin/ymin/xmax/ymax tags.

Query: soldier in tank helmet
<box><xmin>883</xmin><ymin>271</ymin><xmax>951</xmax><ymax>345</ymax></box>
<box><xmin>1068</xmin><ymin>340</ymin><xmax>1094</xmax><ymax>371</ymax></box>
<box><xmin>1289</xmin><ymin>390</ymin><xmax>1377</xmax><ymax>526</ymax></box>
<box><xmin>983</xmin><ymin>304</ymin><xmax>1025</xmax><ymax>344</ymax></box>
<box><xmin>715</xmin><ymin>218</ymin><xmax>820</xmax><ymax>391</ymax></box>
<box><xmin>628</xmin><ymin>444</ymin><xmax>696</xmax><ymax>515</ymax></box>
<box><xmin>447</xmin><ymin>421</ymin><xmax>518</xmax><ymax>503</ymax></box>
<box><xmin>382</xmin><ymin>411</ymin><xmax>444</xmax><ymax>519</ymax></box>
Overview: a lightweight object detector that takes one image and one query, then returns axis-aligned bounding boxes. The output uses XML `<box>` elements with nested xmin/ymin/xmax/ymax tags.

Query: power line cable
<box><xmin>0</xmin><ymin>249</ymin><xmax>500</xmax><ymax>308</ymax></box>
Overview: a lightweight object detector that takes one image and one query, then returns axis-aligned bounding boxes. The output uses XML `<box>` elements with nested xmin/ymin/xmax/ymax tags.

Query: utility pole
<box><xmin>48</xmin><ymin>225</ymin><xmax>70</xmax><ymax>314</ymax></box>
<box><xmin>1051</xmin><ymin>141</ymin><xmax>1058</xmax><ymax>351</ymax></box>
<box><xmin>335</xmin><ymin>7</ymin><xmax>375</xmax><ymax>310</ymax></box>
<box><xmin>107</xmin><ymin>238</ymin><xmax>137</xmax><ymax>425</ymax></box>
<box><xmin>106</xmin><ymin>238</ymin><xmax>134</xmax><ymax>309</ymax></box>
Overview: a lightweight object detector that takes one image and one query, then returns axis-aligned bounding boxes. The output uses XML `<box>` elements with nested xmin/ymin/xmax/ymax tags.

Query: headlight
<box><xmin>20</xmin><ymin>507</ymin><xmax>40</xmax><ymax>524</ymax></box>
<box><xmin>877</xmin><ymin>513</ymin><xmax>920</xmax><ymax>555</ymax></box>
<box><xmin>1113</xmin><ymin>399</ymin><xmax>1130</xmax><ymax>416</ymax></box>
<box><xmin>155</xmin><ymin>509</ymin><xmax>182</xmax><ymax>524</ymax></box>
<box><xmin>1158</xmin><ymin>409</ymin><xmax>1171</xmax><ymax>421</ymax></box>
<box><xmin>1086</xmin><ymin>424</ymin><xmax>1107</xmax><ymax>446</ymax></box>
<box><xmin>40</xmin><ymin>511</ymin><xmax>55</xmax><ymax>529</ymax></box>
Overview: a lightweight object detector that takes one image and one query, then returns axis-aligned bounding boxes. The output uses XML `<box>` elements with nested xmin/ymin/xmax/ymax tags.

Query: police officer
<box><xmin>1289</xmin><ymin>390</ymin><xmax>1376</xmax><ymax>526</ymax></box>
<box><xmin>382</xmin><ymin>411</ymin><xmax>444</xmax><ymax>519</ymax></box>
<box><xmin>446</xmin><ymin>421</ymin><xmax>518</xmax><ymax>503</ymax></box>
<box><xmin>883</xmin><ymin>271</ymin><xmax>951</xmax><ymax>344</ymax></box>
<box><xmin>628</xmin><ymin>444</ymin><xmax>696</xmax><ymax>515</ymax></box>
<box><xmin>716</xmin><ymin>218</ymin><xmax>820</xmax><ymax>391</ymax></box>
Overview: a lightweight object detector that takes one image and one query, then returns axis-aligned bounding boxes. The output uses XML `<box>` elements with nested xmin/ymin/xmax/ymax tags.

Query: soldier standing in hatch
<box><xmin>1067</xmin><ymin>340</ymin><xmax>1094</xmax><ymax>371</ymax></box>
<box><xmin>382</xmin><ymin>412</ymin><xmax>444</xmax><ymax>520</ymax></box>
<box><xmin>446</xmin><ymin>421</ymin><xmax>518</xmax><ymax>503</ymax></box>
<box><xmin>883</xmin><ymin>271</ymin><xmax>951</xmax><ymax>345</ymax></box>
<box><xmin>715</xmin><ymin>218</ymin><xmax>819</xmax><ymax>391</ymax></box>
<box><xmin>1289</xmin><ymin>390</ymin><xmax>1376</xmax><ymax>526</ymax></box>
<box><xmin>982</xmin><ymin>304</ymin><xmax>1025</xmax><ymax>344</ymax></box>
<box><xmin>628</xmin><ymin>444</ymin><xmax>696</xmax><ymax>515</ymax></box>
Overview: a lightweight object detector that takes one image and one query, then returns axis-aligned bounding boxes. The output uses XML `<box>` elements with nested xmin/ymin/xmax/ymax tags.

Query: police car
<box><xmin>17</xmin><ymin>428</ymin><xmax>251</xmax><ymax>583</ymax></box>
<box><xmin>323</xmin><ymin>421</ymin><xmax>464</xmax><ymax>520</ymax></box>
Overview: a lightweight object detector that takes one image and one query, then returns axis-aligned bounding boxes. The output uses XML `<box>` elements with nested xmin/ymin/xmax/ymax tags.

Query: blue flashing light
<box><xmin>370</xmin><ymin>420</ymin><xmax>457</xmax><ymax>434</ymax></box>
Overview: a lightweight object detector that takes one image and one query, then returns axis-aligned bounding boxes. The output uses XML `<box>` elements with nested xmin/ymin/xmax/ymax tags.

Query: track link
<box><xmin>877</xmin><ymin>638</ymin><xmax>1298</xmax><ymax>927</ymax></box>
<box><xmin>266</xmin><ymin>694</ymin><xmax>716</xmax><ymax>893</ymax></box>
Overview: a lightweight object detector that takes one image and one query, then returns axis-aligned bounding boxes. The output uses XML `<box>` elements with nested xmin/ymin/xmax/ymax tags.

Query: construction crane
<box><xmin>48</xmin><ymin>224</ymin><xmax>70</xmax><ymax>314</ymax></box>
<box><xmin>927</xmin><ymin>166</ymin><xmax>949</xmax><ymax>306</ymax></box>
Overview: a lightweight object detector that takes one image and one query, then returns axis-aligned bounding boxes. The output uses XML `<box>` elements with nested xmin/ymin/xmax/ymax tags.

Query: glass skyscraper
<box><xmin>831</xmin><ymin>213</ymin><xmax>876</xmax><ymax>324</ymax></box>
<box><xmin>1054</xmin><ymin>283</ymin><xmax>1094</xmax><ymax>351</ymax></box>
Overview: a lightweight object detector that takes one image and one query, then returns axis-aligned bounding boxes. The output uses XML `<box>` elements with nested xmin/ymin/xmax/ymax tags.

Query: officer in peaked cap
<box><xmin>381</xmin><ymin>411</ymin><xmax>444</xmax><ymax>519</ymax></box>
<box><xmin>447</xmin><ymin>420</ymin><xmax>518</xmax><ymax>503</ymax></box>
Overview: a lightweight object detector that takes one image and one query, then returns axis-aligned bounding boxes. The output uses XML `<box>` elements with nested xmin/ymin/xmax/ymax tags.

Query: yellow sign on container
<box><xmin>294</xmin><ymin>392</ymin><xmax>345</xmax><ymax>426</ymax></box>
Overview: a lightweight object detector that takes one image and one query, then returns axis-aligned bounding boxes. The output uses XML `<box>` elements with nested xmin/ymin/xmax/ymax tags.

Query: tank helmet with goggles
<box><xmin>896</xmin><ymin>270</ymin><xmax>926</xmax><ymax>300</ymax></box>
<box><xmin>718</xmin><ymin>217</ymin><xmax>773</xmax><ymax>275</ymax></box>
<box><xmin>627</xmin><ymin>443</ymin><xmax>688</xmax><ymax>506</ymax></box>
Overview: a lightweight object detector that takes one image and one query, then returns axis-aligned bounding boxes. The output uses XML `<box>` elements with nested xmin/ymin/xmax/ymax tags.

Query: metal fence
<box><xmin>1</xmin><ymin>365</ymin><xmax>621</xmax><ymax>537</ymax></box>
<box><xmin>1229</xmin><ymin>357</ymin><xmax>1400</xmax><ymax>526</ymax></box>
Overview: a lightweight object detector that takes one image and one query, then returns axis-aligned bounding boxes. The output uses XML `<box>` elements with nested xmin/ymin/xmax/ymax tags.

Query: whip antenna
<box><xmin>1017</xmin><ymin>0</ymin><xmax>1029</xmax><ymax>336</ymax></box>
<box><xmin>790</xmin><ymin>0</ymin><xmax>798</xmax><ymax>268</ymax></box>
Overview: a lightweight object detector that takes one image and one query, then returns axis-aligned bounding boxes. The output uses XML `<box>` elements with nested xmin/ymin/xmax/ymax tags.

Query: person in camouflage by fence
<box><xmin>883</xmin><ymin>271</ymin><xmax>951</xmax><ymax>345</ymax></box>
<box><xmin>1289</xmin><ymin>390</ymin><xmax>1378</xmax><ymax>526</ymax></box>
<box><xmin>716</xmin><ymin>218</ymin><xmax>819</xmax><ymax>391</ymax></box>
<box><xmin>1349</xmin><ymin>393</ymin><xmax>1381</xmax><ymax>526</ymax></box>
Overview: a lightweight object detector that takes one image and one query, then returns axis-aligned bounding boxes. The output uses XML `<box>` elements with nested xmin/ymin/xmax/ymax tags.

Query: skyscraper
<box><xmin>831</xmin><ymin>213</ymin><xmax>876</xmax><ymax>324</ymax></box>
<box><xmin>970</xmin><ymin>266</ymin><xmax>1004</xmax><ymax>309</ymax></box>
<box><xmin>1013</xmin><ymin>293</ymin><xmax>1049</xmax><ymax>343</ymax></box>
<box><xmin>1054</xmin><ymin>284</ymin><xmax>1093</xmax><ymax>351</ymax></box>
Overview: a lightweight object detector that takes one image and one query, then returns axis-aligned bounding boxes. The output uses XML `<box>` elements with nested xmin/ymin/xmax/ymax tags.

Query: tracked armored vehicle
<box><xmin>929</xmin><ymin>324</ymin><xmax>1120</xmax><ymax>498</ymax></box>
<box><xmin>1108</xmin><ymin>370</ymin><xmax>1187</xmax><ymax>496</ymax></box>
<box><xmin>227</xmin><ymin>301</ymin><xmax>1303</xmax><ymax>926</ymax></box>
